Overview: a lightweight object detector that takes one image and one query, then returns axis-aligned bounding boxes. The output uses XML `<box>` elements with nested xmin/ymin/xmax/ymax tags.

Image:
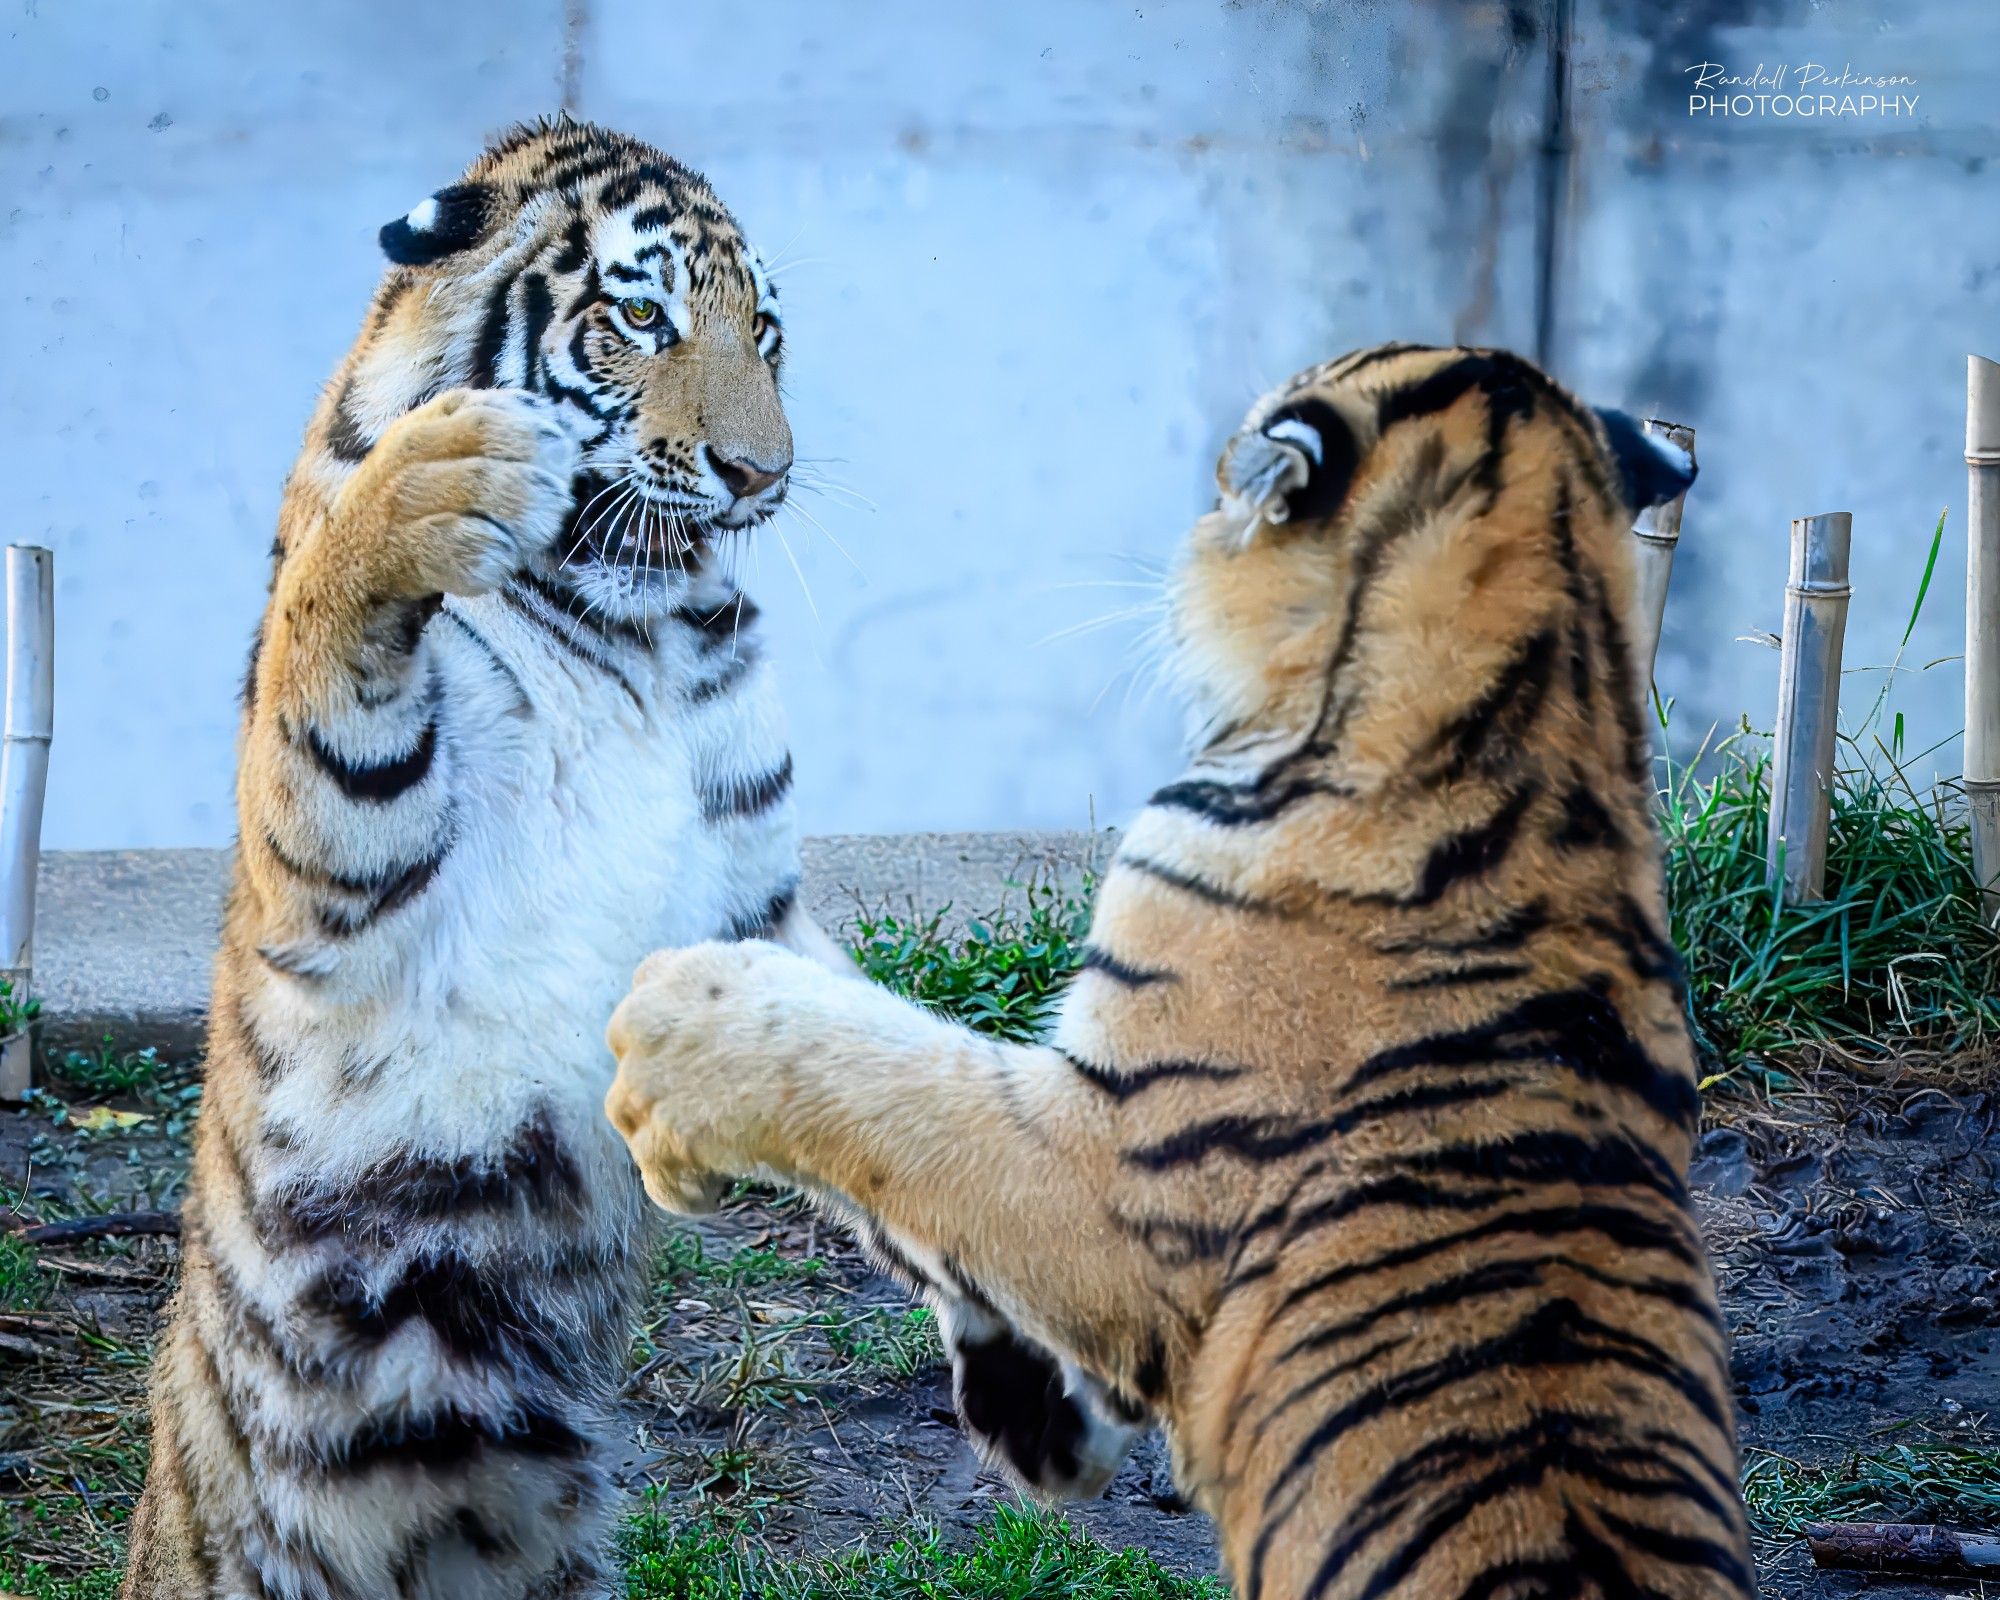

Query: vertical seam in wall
<box><xmin>1533</xmin><ymin>0</ymin><xmax>1574</xmax><ymax>371</ymax></box>
<box><xmin>561</xmin><ymin>0</ymin><xmax>587</xmax><ymax>113</ymax></box>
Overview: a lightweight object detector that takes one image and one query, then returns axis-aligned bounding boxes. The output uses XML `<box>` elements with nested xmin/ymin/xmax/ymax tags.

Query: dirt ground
<box><xmin>3</xmin><ymin>1070</ymin><xmax>1997</xmax><ymax>1596</ymax></box>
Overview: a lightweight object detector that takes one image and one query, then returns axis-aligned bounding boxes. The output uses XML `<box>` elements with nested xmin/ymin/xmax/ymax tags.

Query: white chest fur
<box><xmin>254</xmin><ymin>583</ymin><xmax>799</xmax><ymax>1175</ymax></box>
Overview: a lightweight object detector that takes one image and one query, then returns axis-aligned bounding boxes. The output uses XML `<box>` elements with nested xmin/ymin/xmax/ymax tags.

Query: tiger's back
<box><xmin>1063</xmin><ymin>345</ymin><xmax>1748</xmax><ymax>1596</ymax></box>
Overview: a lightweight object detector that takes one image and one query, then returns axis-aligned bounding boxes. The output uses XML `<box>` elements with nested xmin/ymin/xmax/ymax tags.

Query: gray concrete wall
<box><xmin>5</xmin><ymin>0</ymin><xmax>1995</xmax><ymax>849</ymax></box>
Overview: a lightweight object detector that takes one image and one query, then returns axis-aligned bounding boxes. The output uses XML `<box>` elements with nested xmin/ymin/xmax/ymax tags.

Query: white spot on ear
<box><xmin>406</xmin><ymin>196</ymin><xmax>439</xmax><ymax>232</ymax></box>
<box><xmin>1265</xmin><ymin>417</ymin><xmax>1324</xmax><ymax>465</ymax></box>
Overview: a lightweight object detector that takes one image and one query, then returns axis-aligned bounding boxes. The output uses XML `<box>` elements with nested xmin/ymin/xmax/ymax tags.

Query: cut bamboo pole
<box><xmin>0</xmin><ymin>545</ymin><xmax>53</xmax><ymax>1102</ymax></box>
<box><xmin>1628</xmin><ymin>419</ymin><xmax>1696</xmax><ymax>689</ymax></box>
<box><xmin>1967</xmin><ymin>354</ymin><xmax>2000</xmax><ymax>925</ymax></box>
<box><xmin>1808</xmin><ymin>1521</ymin><xmax>2000</xmax><ymax>1575</ymax></box>
<box><xmin>1767</xmin><ymin>513</ymin><xmax>1851</xmax><ymax>904</ymax></box>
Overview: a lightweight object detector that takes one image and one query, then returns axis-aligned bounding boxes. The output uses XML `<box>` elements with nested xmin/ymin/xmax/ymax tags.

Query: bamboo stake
<box><xmin>1767</xmin><ymin>513</ymin><xmax>1851</xmax><ymax>903</ymax></box>
<box><xmin>0</xmin><ymin>545</ymin><xmax>53</xmax><ymax>1101</ymax></box>
<box><xmin>1967</xmin><ymin>354</ymin><xmax>2000</xmax><ymax>925</ymax></box>
<box><xmin>1627</xmin><ymin>419</ymin><xmax>1696</xmax><ymax>689</ymax></box>
<box><xmin>1808</xmin><ymin>1521</ymin><xmax>2000</xmax><ymax>1575</ymax></box>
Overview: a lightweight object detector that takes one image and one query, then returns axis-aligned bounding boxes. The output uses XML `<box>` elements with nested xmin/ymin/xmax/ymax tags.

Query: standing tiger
<box><xmin>123</xmin><ymin>118</ymin><xmax>853</xmax><ymax>1598</ymax></box>
<box><xmin>606</xmin><ymin>345</ymin><xmax>1755</xmax><ymax>1599</ymax></box>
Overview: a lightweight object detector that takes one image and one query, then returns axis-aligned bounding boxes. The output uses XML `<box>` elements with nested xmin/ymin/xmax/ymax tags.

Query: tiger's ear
<box><xmin>379</xmin><ymin>182</ymin><xmax>495</xmax><ymax>266</ymax></box>
<box><xmin>1224</xmin><ymin>398</ymin><xmax>1359</xmax><ymax>533</ymax></box>
<box><xmin>1595</xmin><ymin>406</ymin><xmax>1696</xmax><ymax>511</ymax></box>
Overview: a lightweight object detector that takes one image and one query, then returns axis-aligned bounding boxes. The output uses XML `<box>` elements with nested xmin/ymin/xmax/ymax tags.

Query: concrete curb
<box><xmin>31</xmin><ymin>832</ymin><xmax>1112</xmax><ymax>1061</ymax></box>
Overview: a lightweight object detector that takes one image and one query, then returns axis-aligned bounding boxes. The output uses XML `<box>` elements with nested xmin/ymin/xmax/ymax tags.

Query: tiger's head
<box><xmin>344</xmin><ymin>117</ymin><xmax>788</xmax><ymax>615</ymax></box>
<box><xmin>1169</xmin><ymin>344</ymin><xmax>1695</xmax><ymax>779</ymax></box>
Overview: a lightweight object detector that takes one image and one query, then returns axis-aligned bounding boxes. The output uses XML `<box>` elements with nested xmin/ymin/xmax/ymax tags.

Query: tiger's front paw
<box><xmin>604</xmin><ymin>941</ymin><xmax>812</xmax><ymax>1215</ymax></box>
<box><xmin>336</xmin><ymin>387</ymin><xmax>582</xmax><ymax>598</ymax></box>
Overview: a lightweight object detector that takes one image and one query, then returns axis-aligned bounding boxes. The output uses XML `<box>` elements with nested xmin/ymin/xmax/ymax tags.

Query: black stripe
<box><xmin>1272</xmin><ymin>1174</ymin><xmax>1520</xmax><ymax>1257</ymax></box>
<box><xmin>302</xmin><ymin>717</ymin><xmax>438</xmax><ymax>802</ymax></box>
<box><xmin>542</xmin><ymin>153</ymin><xmax>625</xmax><ymax>195</ymax></box>
<box><xmin>519</xmin><ymin>272</ymin><xmax>554</xmax><ymax>389</ymax></box>
<box><xmin>1262</xmin><ymin>1296</ymin><xmax>1727</xmax><ymax>1516</ymax></box>
<box><xmin>1422</xmin><ymin>628</ymin><xmax>1558</xmax><ymax>784</ymax></box>
<box><xmin>1342</xmin><ymin>979</ymin><xmax>1698</xmax><ymax>1130</ymax></box>
<box><xmin>518</xmin><ymin>569</ymin><xmax>648</xmax><ymax>647</ymax></box>
<box><xmin>1112</xmin><ymin>1211</ymin><xmax>1234</xmax><ymax>1266</ymax></box>
<box><xmin>315</xmin><ymin>840</ymin><xmax>449</xmax><ymax>936</ymax></box>
<box><xmin>672</xmin><ymin>594</ymin><xmax>759</xmax><ymax>648</ymax></box>
<box><xmin>1411</xmin><ymin>1127</ymin><xmax>1684</xmax><ymax>1204</ymax></box>
<box><xmin>701</xmin><ymin>755</ymin><xmax>794</xmax><ymax>823</ymax></box>
<box><xmin>301</xmin><ymin>1398</ymin><xmax>589</xmax><ymax>1479</ymax></box>
<box><xmin>438</xmin><ymin>608</ymin><xmax>530</xmax><ymax>708</ymax></box>
<box><xmin>1308</xmin><ymin>1417</ymin><xmax>1744</xmax><ymax>1600</ymax></box>
<box><xmin>1585</xmin><ymin>896</ymin><xmax>1685</xmax><ymax>994</ymax></box>
<box><xmin>1554</xmin><ymin>784</ymin><xmax>1621</xmax><ymax>849</ymax></box>
<box><xmin>1065</xmin><ymin>1053</ymin><xmax>1247</xmax><ymax>1101</ymax></box>
<box><xmin>468</xmin><ymin>270</ymin><xmax>519</xmax><ymax>389</ymax></box>
<box><xmin>688</xmin><ymin>653</ymin><xmax>755</xmax><ymax>704</ymax></box>
<box><xmin>1115</xmin><ymin>853</ymin><xmax>1290</xmax><ymax>915</ymax></box>
<box><xmin>1268</xmin><ymin>1199</ymin><xmax>1699</xmax><ymax>1326</ymax></box>
<box><xmin>500</xmin><ymin>585</ymin><xmax>644</xmax><ymax>708</ymax></box>
<box><xmin>1302</xmin><ymin>436</ymin><xmax>1472</xmax><ymax>754</ymax></box>
<box><xmin>1590</xmin><ymin>1507</ymin><xmax>1755</xmax><ymax>1593</ymax></box>
<box><xmin>551</xmin><ymin>214</ymin><xmax>591</xmax><ymax>273</ymax></box>
<box><xmin>1148</xmin><ymin>772</ymin><xmax>1347</xmax><ymax>827</ymax></box>
<box><xmin>1374</xmin><ymin>898</ymin><xmax>1549</xmax><ymax>956</ymax></box>
<box><xmin>302</xmin><ymin>1248</ymin><xmax>578</xmax><ymax>1376</ymax></box>
<box><xmin>261</xmin><ymin>1110</ymin><xmax>583</xmax><ymax>1247</ymax></box>
<box><xmin>1320</xmin><ymin>1076</ymin><xmax>1518</xmax><ymax>1138</ymax></box>
<box><xmin>1402</xmin><ymin>783</ymin><xmax>1537</xmax><ymax>905</ymax></box>
<box><xmin>1078</xmin><ymin>945</ymin><xmax>1175</xmax><ymax>988</ymax></box>
<box><xmin>603</xmin><ymin>260</ymin><xmax>648</xmax><ymax>284</ymax></box>
<box><xmin>1124</xmin><ymin>1112</ymin><xmax>1330</xmax><ymax>1172</ymax></box>
<box><xmin>325</xmin><ymin>373</ymin><xmax>373</xmax><ymax>463</ymax></box>
<box><xmin>1386</xmin><ymin>961</ymin><xmax>1530</xmax><ymax>991</ymax></box>
<box><xmin>630</xmin><ymin>204</ymin><xmax>674</xmax><ymax>233</ymax></box>
<box><xmin>1373</xmin><ymin>351</ymin><xmax>1540</xmax><ymax>505</ymax></box>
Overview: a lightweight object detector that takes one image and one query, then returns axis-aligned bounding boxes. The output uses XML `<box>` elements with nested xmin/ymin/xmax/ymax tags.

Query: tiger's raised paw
<box><xmin>335</xmin><ymin>386</ymin><xmax>583</xmax><ymax>598</ymax></box>
<box><xmin>604</xmin><ymin>940</ymin><xmax>821</xmax><ymax>1215</ymax></box>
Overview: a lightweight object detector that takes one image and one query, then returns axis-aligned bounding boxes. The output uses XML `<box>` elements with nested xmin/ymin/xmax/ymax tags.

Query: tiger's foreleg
<box><xmin>605</xmin><ymin>939</ymin><xmax>1155</xmax><ymax>1496</ymax></box>
<box><xmin>240</xmin><ymin>388</ymin><xmax>577</xmax><ymax>966</ymax></box>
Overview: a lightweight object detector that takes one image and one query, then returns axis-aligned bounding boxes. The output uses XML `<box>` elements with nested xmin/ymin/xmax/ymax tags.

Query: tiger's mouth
<box><xmin>556</xmin><ymin>471</ymin><xmax>753</xmax><ymax>575</ymax></box>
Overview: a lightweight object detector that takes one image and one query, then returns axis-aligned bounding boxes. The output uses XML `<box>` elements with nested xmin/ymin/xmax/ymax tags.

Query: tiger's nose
<box><xmin>704</xmin><ymin>445</ymin><xmax>789</xmax><ymax>500</ymax></box>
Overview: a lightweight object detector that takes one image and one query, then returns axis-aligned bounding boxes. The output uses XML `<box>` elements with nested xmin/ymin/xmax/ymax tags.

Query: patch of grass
<box><xmin>0</xmin><ymin>973</ymin><xmax>41</xmax><ymax>1035</ymax></box>
<box><xmin>0</xmin><ymin>1560</ymin><xmax>123</xmax><ymax>1600</ymax></box>
<box><xmin>45</xmin><ymin>1038</ymin><xmax>169</xmax><ymax>1098</ymax></box>
<box><xmin>621</xmin><ymin>1500</ymin><xmax>1225</xmax><ymax>1599</ymax></box>
<box><xmin>657</xmin><ymin>1228</ymin><xmax>827</xmax><ymax>1291</ymax></box>
<box><xmin>1741</xmin><ymin>1441</ymin><xmax>2000</xmax><ymax>1539</ymax></box>
<box><xmin>824</xmin><ymin>1306</ymin><xmax>942</xmax><ymax>1379</ymax></box>
<box><xmin>849</xmin><ymin>874</ymin><xmax>1093</xmax><ymax>1043</ymax></box>
<box><xmin>1660</xmin><ymin>725</ymin><xmax>2000</xmax><ymax>1084</ymax></box>
<box><xmin>0</xmin><ymin>1228</ymin><xmax>49</xmax><ymax>1310</ymax></box>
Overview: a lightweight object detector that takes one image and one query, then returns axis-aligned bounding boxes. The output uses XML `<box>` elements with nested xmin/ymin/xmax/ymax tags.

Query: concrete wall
<box><xmin>5</xmin><ymin>0</ymin><xmax>1995</xmax><ymax>849</ymax></box>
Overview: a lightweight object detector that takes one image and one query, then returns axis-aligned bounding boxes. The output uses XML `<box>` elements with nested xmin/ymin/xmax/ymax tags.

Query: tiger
<box><xmin>122</xmin><ymin>117</ymin><xmax>859</xmax><ymax>1599</ymax></box>
<box><xmin>604</xmin><ymin>344</ymin><xmax>1755</xmax><ymax>1599</ymax></box>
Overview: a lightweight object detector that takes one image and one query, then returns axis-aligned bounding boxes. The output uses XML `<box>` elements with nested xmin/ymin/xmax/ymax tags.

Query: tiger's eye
<box><xmin>623</xmin><ymin>298</ymin><xmax>661</xmax><ymax>327</ymax></box>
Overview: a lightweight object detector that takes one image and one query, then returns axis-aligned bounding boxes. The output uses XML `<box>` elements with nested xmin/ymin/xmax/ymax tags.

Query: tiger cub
<box><xmin>606</xmin><ymin>345</ymin><xmax>1754</xmax><ymax>1599</ymax></box>
<box><xmin>123</xmin><ymin>118</ymin><xmax>852</xmax><ymax>1599</ymax></box>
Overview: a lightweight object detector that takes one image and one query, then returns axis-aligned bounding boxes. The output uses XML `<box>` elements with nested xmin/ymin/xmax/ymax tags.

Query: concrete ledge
<box><xmin>31</xmin><ymin>832</ymin><xmax>1112</xmax><ymax>1059</ymax></box>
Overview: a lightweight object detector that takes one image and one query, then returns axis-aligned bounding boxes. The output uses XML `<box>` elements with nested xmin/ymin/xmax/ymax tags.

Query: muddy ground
<box><xmin>2</xmin><ymin>1070</ymin><xmax>1996</xmax><ymax>1596</ymax></box>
